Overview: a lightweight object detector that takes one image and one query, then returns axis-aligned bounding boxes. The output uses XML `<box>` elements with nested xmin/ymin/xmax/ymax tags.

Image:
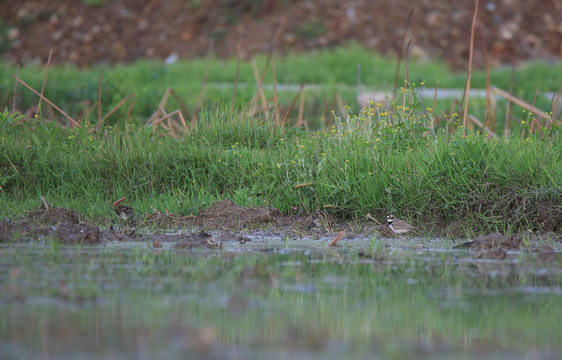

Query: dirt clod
<box><xmin>453</xmin><ymin>233</ymin><xmax>523</xmax><ymax>250</ymax></box>
<box><xmin>197</xmin><ymin>199</ymin><xmax>282</xmax><ymax>230</ymax></box>
<box><xmin>173</xmin><ymin>230</ymin><xmax>219</xmax><ymax>249</ymax></box>
<box><xmin>25</xmin><ymin>207</ymin><xmax>81</xmax><ymax>225</ymax></box>
<box><xmin>54</xmin><ymin>224</ymin><xmax>100</xmax><ymax>244</ymax></box>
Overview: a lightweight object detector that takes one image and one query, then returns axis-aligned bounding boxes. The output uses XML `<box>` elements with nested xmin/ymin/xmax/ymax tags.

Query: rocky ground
<box><xmin>1</xmin><ymin>0</ymin><xmax>561</xmax><ymax>68</ymax></box>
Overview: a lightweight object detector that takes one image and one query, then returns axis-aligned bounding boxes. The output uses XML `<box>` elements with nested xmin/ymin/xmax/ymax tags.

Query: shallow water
<box><xmin>1</xmin><ymin>236</ymin><xmax>561</xmax><ymax>359</ymax></box>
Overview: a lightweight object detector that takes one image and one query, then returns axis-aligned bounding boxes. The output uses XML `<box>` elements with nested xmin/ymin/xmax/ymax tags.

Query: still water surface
<box><xmin>1</xmin><ymin>236</ymin><xmax>560</xmax><ymax>359</ymax></box>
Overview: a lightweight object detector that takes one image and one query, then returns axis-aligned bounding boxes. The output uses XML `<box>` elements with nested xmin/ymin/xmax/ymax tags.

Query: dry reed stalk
<box><xmin>527</xmin><ymin>87</ymin><xmax>541</xmax><ymax>138</ymax></box>
<box><xmin>487</xmin><ymin>89</ymin><xmax>497</xmax><ymax>134</ymax></box>
<box><xmin>272</xmin><ymin>53</ymin><xmax>279</xmax><ymax>124</ymax></box>
<box><xmin>432</xmin><ymin>81</ymin><xmax>439</xmax><ymax>126</ymax></box>
<box><xmin>166</xmin><ymin>118</ymin><xmax>178</xmax><ymax>138</ymax></box>
<box><xmin>530</xmin><ymin>118</ymin><xmax>541</xmax><ymax>134</ymax></box>
<box><xmin>356</xmin><ymin>62</ymin><xmax>362</xmax><ymax>92</ymax></box>
<box><xmin>97</xmin><ymin>69</ymin><xmax>103</xmax><ymax>129</ymax></box>
<box><xmin>37</xmin><ymin>49</ymin><xmax>53</xmax><ymax>116</ymax></box>
<box><xmin>111</xmin><ymin>197</ymin><xmax>127</xmax><ymax>206</ymax></box>
<box><xmin>492</xmin><ymin>86</ymin><xmax>549</xmax><ymax>121</ymax></box>
<box><xmin>323</xmin><ymin>94</ymin><xmax>328</xmax><ymax>131</ymax></box>
<box><xmin>548</xmin><ymin>87</ymin><xmax>561</xmax><ymax>127</ymax></box>
<box><xmin>158</xmin><ymin>121</ymin><xmax>172</xmax><ymax>133</ymax></box>
<box><xmin>504</xmin><ymin>66</ymin><xmax>515</xmax><ymax>135</ymax></box>
<box><xmin>40</xmin><ymin>195</ymin><xmax>50</xmax><ymax>209</ymax></box>
<box><xmin>462</xmin><ymin>0</ymin><xmax>479</xmax><ymax>128</ymax></box>
<box><xmin>41</xmin><ymin>103</ymin><xmax>56</xmax><ymax>122</ymax></box>
<box><xmin>296</xmin><ymin>85</ymin><xmax>306</xmax><ymax>128</ymax></box>
<box><xmin>163</xmin><ymin>88</ymin><xmax>192</xmax><ymax>121</ymax></box>
<box><xmin>158</xmin><ymin>87</ymin><xmax>171</xmax><ymax>110</ymax></box>
<box><xmin>393</xmin><ymin>9</ymin><xmax>414</xmax><ymax>98</ymax></box>
<box><xmin>168</xmin><ymin>113</ymin><xmax>186</xmax><ymax>132</ymax></box>
<box><xmin>78</xmin><ymin>100</ymin><xmax>97</xmax><ymax>124</ymax></box>
<box><xmin>328</xmin><ymin>229</ymin><xmax>347</xmax><ymax>247</ymax></box>
<box><xmin>151</xmin><ymin>108</ymin><xmax>166</xmax><ymax>124</ymax></box>
<box><xmin>102</xmin><ymin>93</ymin><xmax>135</xmax><ymax>124</ymax></box>
<box><xmin>148</xmin><ymin>108</ymin><xmax>165</xmax><ymax>125</ymax></box>
<box><xmin>124</xmin><ymin>93</ymin><xmax>135</xmax><ymax>123</ymax></box>
<box><xmin>448</xmin><ymin>99</ymin><xmax>462</xmax><ymax>133</ymax></box>
<box><xmin>281</xmin><ymin>83</ymin><xmax>305</xmax><ymax>126</ymax></box>
<box><xmin>151</xmin><ymin>109</ymin><xmax>185</xmax><ymax>130</ymax></box>
<box><xmin>335</xmin><ymin>92</ymin><xmax>346</xmax><ymax>119</ymax></box>
<box><xmin>170</xmin><ymin>89</ymin><xmax>192</xmax><ymax>121</ymax></box>
<box><xmin>417</xmin><ymin>82</ymin><xmax>429</xmax><ymax>120</ymax></box>
<box><xmin>12</xmin><ymin>64</ymin><xmax>19</xmax><ymax>111</ymax></box>
<box><xmin>250</xmin><ymin>59</ymin><xmax>269</xmax><ymax>117</ymax></box>
<box><xmin>152</xmin><ymin>111</ymin><xmax>179</xmax><ymax>138</ymax></box>
<box><xmin>258</xmin><ymin>16</ymin><xmax>286</xmax><ymax>82</ymax></box>
<box><xmin>231</xmin><ymin>27</ymin><xmax>245</xmax><ymax>110</ymax></box>
<box><xmin>194</xmin><ymin>39</ymin><xmax>214</xmax><ymax>118</ymax></box>
<box><xmin>478</xmin><ymin>22</ymin><xmax>495</xmax><ymax>129</ymax></box>
<box><xmin>150</xmin><ymin>88</ymin><xmax>191</xmax><ymax>124</ymax></box>
<box><xmin>436</xmin><ymin>109</ymin><xmax>447</xmax><ymax>127</ymax></box>
<box><xmin>12</xmin><ymin>74</ymin><xmax>80</xmax><ymax>128</ymax></box>
<box><xmin>366</xmin><ymin>213</ymin><xmax>382</xmax><ymax>226</ymax></box>
<box><xmin>404</xmin><ymin>39</ymin><xmax>412</xmax><ymax>84</ymax></box>
<box><xmin>295</xmin><ymin>182</ymin><xmax>314</xmax><ymax>189</ymax></box>
<box><xmin>329</xmin><ymin>248</ymin><xmax>344</xmax><ymax>263</ymax></box>
<box><xmin>175</xmin><ymin>109</ymin><xmax>188</xmax><ymax>131</ymax></box>
<box><xmin>531</xmin><ymin>87</ymin><xmax>540</xmax><ymax>108</ymax></box>
<box><xmin>468</xmin><ymin>115</ymin><xmax>498</xmax><ymax>138</ymax></box>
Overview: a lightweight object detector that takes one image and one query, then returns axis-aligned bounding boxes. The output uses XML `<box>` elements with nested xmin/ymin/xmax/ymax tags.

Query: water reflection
<box><xmin>0</xmin><ymin>240</ymin><xmax>560</xmax><ymax>359</ymax></box>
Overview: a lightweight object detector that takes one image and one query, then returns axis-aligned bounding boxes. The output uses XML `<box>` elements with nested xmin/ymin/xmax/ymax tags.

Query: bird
<box><xmin>386</xmin><ymin>214</ymin><xmax>416</xmax><ymax>235</ymax></box>
<box><xmin>112</xmin><ymin>197</ymin><xmax>135</xmax><ymax>221</ymax></box>
<box><xmin>114</xmin><ymin>204</ymin><xmax>135</xmax><ymax>221</ymax></box>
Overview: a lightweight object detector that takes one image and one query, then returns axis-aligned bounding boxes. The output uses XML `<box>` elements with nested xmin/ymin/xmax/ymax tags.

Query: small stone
<box><xmin>498</xmin><ymin>21</ymin><xmax>519</xmax><ymax>40</ymax></box>
<box><xmin>181</xmin><ymin>31</ymin><xmax>192</xmax><ymax>41</ymax></box>
<box><xmin>72</xmin><ymin>16</ymin><xmax>84</xmax><ymax>28</ymax></box>
<box><xmin>8</xmin><ymin>28</ymin><xmax>20</xmax><ymax>40</ymax></box>
<box><xmin>485</xmin><ymin>2</ymin><xmax>496</xmax><ymax>12</ymax></box>
<box><xmin>52</xmin><ymin>30</ymin><xmax>64</xmax><ymax>41</ymax></box>
<box><xmin>164</xmin><ymin>53</ymin><xmax>178</xmax><ymax>64</ymax></box>
<box><xmin>426</xmin><ymin>10</ymin><xmax>442</xmax><ymax>27</ymax></box>
<box><xmin>283</xmin><ymin>33</ymin><xmax>297</xmax><ymax>45</ymax></box>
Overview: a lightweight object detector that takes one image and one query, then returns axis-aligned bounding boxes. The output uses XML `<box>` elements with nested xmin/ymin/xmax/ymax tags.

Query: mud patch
<box><xmin>0</xmin><ymin>221</ymin><xmax>19</xmax><ymax>242</ymax></box>
<box><xmin>196</xmin><ymin>199</ymin><xmax>285</xmax><ymax>230</ymax></box>
<box><xmin>142</xmin><ymin>212</ymin><xmax>196</xmax><ymax>228</ymax></box>
<box><xmin>454</xmin><ymin>233</ymin><xmax>524</xmax><ymax>250</ymax></box>
<box><xmin>2</xmin><ymin>200</ymin><xmax>561</xmax><ymax>250</ymax></box>
<box><xmin>50</xmin><ymin>224</ymin><xmax>100</xmax><ymax>245</ymax></box>
<box><xmin>532</xmin><ymin>245</ymin><xmax>562</xmax><ymax>264</ymax></box>
<box><xmin>454</xmin><ymin>232</ymin><xmax>562</xmax><ymax>263</ymax></box>
<box><xmin>25</xmin><ymin>207</ymin><xmax>81</xmax><ymax>225</ymax></box>
<box><xmin>536</xmin><ymin>201</ymin><xmax>562</xmax><ymax>232</ymax></box>
<box><xmin>172</xmin><ymin>231</ymin><xmax>221</xmax><ymax>249</ymax></box>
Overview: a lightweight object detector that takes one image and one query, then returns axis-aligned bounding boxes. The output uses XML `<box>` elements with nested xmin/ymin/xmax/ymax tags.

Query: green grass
<box><xmin>1</xmin><ymin>80</ymin><xmax>560</xmax><ymax>234</ymax></box>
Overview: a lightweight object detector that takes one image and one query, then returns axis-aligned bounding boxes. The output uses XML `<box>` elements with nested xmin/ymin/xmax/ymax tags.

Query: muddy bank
<box><xmin>1</xmin><ymin>200</ymin><xmax>560</xmax><ymax>260</ymax></box>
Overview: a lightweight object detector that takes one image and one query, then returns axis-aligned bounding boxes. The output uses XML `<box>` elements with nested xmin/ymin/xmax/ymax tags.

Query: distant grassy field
<box><xmin>1</xmin><ymin>44</ymin><xmax>560</xmax><ymax>131</ymax></box>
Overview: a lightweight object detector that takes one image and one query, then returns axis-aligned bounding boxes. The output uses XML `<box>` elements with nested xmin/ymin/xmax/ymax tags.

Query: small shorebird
<box><xmin>112</xmin><ymin>197</ymin><xmax>135</xmax><ymax>221</ymax></box>
<box><xmin>386</xmin><ymin>214</ymin><xmax>416</xmax><ymax>235</ymax></box>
